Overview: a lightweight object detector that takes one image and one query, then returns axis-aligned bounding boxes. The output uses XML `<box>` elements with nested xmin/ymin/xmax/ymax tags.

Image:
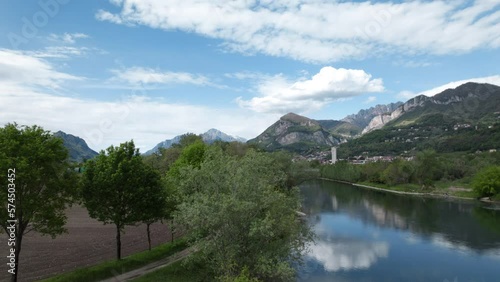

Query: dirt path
<box><xmin>100</xmin><ymin>247</ymin><xmax>196</xmax><ymax>282</ymax></box>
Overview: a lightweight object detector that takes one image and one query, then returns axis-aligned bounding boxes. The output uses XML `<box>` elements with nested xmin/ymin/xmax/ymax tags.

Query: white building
<box><xmin>331</xmin><ymin>147</ymin><xmax>337</xmax><ymax>164</ymax></box>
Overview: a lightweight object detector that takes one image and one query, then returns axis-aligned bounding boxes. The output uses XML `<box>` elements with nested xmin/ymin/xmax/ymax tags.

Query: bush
<box><xmin>472</xmin><ymin>166</ymin><xmax>500</xmax><ymax>197</ymax></box>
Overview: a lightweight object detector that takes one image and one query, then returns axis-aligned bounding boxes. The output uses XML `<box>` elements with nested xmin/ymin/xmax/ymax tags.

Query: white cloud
<box><xmin>49</xmin><ymin>33</ymin><xmax>90</xmax><ymax>44</ymax></box>
<box><xmin>0</xmin><ymin>49</ymin><xmax>82</xmax><ymax>90</ymax></box>
<box><xmin>237</xmin><ymin>66</ymin><xmax>384</xmax><ymax>114</ymax></box>
<box><xmin>0</xmin><ymin>90</ymin><xmax>279</xmax><ymax>152</ymax></box>
<box><xmin>393</xmin><ymin>59</ymin><xmax>435</xmax><ymax>68</ymax></box>
<box><xmin>364</xmin><ymin>96</ymin><xmax>377</xmax><ymax>104</ymax></box>
<box><xmin>420</xmin><ymin>75</ymin><xmax>500</xmax><ymax>97</ymax></box>
<box><xmin>398</xmin><ymin>75</ymin><xmax>500</xmax><ymax>99</ymax></box>
<box><xmin>110</xmin><ymin>67</ymin><xmax>211</xmax><ymax>86</ymax></box>
<box><xmin>28</xmin><ymin>46</ymin><xmax>90</xmax><ymax>59</ymax></box>
<box><xmin>397</xmin><ymin>90</ymin><xmax>417</xmax><ymax>100</ymax></box>
<box><xmin>307</xmin><ymin>239</ymin><xmax>389</xmax><ymax>272</ymax></box>
<box><xmin>96</xmin><ymin>10</ymin><xmax>125</xmax><ymax>25</ymax></box>
<box><xmin>0</xmin><ymin>49</ymin><xmax>277</xmax><ymax>151</ymax></box>
<box><xmin>96</xmin><ymin>0</ymin><xmax>500</xmax><ymax>63</ymax></box>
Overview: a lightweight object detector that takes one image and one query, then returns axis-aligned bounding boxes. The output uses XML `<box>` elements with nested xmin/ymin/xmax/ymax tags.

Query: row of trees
<box><xmin>0</xmin><ymin>123</ymin><xmax>314</xmax><ymax>281</ymax></box>
<box><xmin>320</xmin><ymin>149</ymin><xmax>500</xmax><ymax>197</ymax></box>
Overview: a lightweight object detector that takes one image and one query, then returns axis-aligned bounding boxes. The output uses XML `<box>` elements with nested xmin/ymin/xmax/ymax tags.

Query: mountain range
<box><xmin>250</xmin><ymin>82</ymin><xmax>499</xmax><ymax>156</ymax></box>
<box><xmin>53</xmin><ymin>82</ymin><xmax>500</xmax><ymax>160</ymax></box>
<box><xmin>340</xmin><ymin>82</ymin><xmax>500</xmax><ymax>156</ymax></box>
<box><xmin>144</xmin><ymin>128</ymin><xmax>246</xmax><ymax>155</ymax></box>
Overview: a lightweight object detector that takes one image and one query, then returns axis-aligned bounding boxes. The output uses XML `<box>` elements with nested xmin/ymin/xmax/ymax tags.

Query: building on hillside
<box><xmin>331</xmin><ymin>147</ymin><xmax>337</xmax><ymax>164</ymax></box>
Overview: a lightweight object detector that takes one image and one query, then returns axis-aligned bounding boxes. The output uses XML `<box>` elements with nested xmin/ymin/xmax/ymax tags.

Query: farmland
<box><xmin>0</xmin><ymin>205</ymin><xmax>173</xmax><ymax>282</ymax></box>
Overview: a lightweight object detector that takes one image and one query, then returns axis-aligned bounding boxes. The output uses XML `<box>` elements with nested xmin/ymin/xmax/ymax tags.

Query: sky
<box><xmin>0</xmin><ymin>0</ymin><xmax>499</xmax><ymax>152</ymax></box>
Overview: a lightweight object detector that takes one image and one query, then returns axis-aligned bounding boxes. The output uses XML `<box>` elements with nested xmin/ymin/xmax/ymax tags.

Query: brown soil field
<box><xmin>0</xmin><ymin>205</ymin><xmax>177</xmax><ymax>282</ymax></box>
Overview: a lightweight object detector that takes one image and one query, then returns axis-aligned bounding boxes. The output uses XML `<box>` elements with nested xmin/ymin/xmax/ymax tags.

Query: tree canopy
<box><xmin>81</xmin><ymin>140</ymin><xmax>164</xmax><ymax>259</ymax></box>
<box><xmin>0</xmin><ymin>123</ymin><xmax>76</xmax><ymax>282</ymax></box>
<box><xmin>174</xmin><ymin>147</ymin><xmax>313</xmax><ymax>281</ymax></box>
<box><xmin>472</xmin><ymin>166</ymin><xmax>500</xmax><ymax>197</ymax></box>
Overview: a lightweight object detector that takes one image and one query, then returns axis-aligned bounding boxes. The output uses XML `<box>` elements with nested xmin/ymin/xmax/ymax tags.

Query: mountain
<box><xmin>145</xmin><ymin>128</ymin><xmax>246</xmax><ymax>155</ymax></box>
<box><xmin>53</xmin><ymin>131</ymin><xmax>98</xmax><ymax>163</ymax></box>
<box><xmin>201</xmin><ymin>128</ymin><xmax>247</xmax><ymax>144</ymax></box>
<box><xmin>317</xmin><ymin>120</ymin><xmax>363</xmax><ymax>138</ymax></box>
<box><xmin>144</xmin><ymin>135</ymin><xmax>184</xmax><ymax>155</ymax></box>
<box><xmin>340</xmin><ymin>82</ymin><xmax>500</xmax><ymax>156</ymax></box>
<box><xmin>342</xmin><ymin>102</ymin><xmax>403</xmax><ymax>130</ymax></box>
<box><xmin>362</xmin><ymin>83</ymin><xmax>500</xmax><ymax>134</ymax></box>
<box><xmin>248</xmin><ymin>113</ymin><xmax>340</xmax><ymax>153</ymax></box>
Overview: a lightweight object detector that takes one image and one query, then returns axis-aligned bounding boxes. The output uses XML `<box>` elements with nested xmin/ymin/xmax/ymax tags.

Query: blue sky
<box><xmin>1</xmin><ymin>0</ymin><xmax>499</xmax><ymax>152</ymax></box>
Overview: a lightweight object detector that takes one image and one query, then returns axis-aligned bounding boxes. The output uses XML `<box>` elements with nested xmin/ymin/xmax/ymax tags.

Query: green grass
<box><xmin>41</xmin><ymin>239</ymin><xmax>188</xmax><ymax>282</ymax></box>
<box><xmin>131</xmin><ymin>253</ymin><xmax>209</xmax><ymax>282</ymax></box>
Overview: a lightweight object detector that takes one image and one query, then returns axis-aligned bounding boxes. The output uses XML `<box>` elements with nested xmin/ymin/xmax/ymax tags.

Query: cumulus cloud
<box><xmin>307</xmin><ymin>239</ymin><xmax>389</xmax><ymax>272</ymax></box>
<box><xmin>49</xmin><ymin>33</ymin><xmax>90</xmax><ymax>44</ymax></box>
<box><xmin>398</xmin><ymin>75</ymin><xmax>500</xmax><ymax>99</ymax></box>
<box><xmin>96</xmin><ymin>0</ymin><xmax>500</xmax><ymax>62</ymax></box>
<box><xmin>110</xmin><ymin>67</ymin><xmax>212</xmax><ymax>86</ymax></box>
<box><xmin>0</xmin><ymin>49</ymin><xmax>82</xmax><ymax>90</ymax></box>
<box><xmin>236</xmin><ymin>66</ymin><xmax>384</xmax><ymax>114</ymax></box>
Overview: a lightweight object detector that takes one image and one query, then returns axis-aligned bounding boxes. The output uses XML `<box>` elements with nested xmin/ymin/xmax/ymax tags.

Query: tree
<box><xmin>142</xmin><ymin>146</ymin><xmax>182</xmax><ymax>175</ymax></box>
<box><xmin>381</xmin><ymin>159</ymin><xmax>414</xmax><ymax>185</ymax></box>
<box><xmin>175</xmin><ymin>148</ymin><xmax>313</xmax><ymax>281</ymax></box>
<box><xmin>167</xmin><ymin>140</ymin><xmax>207</xmax><ymax>180</ymax></box>
<box><xmin>172</xmin><ymin>133</ymin><xmax>203</xmax><ymax>149</ymax></box>
<box><xmin>0</xmin><ymin>123</ymin><xmax>76</xmax><ymax>282</ymax></box>
<box><xmin>413</xmin><ymin>150</ymin><xmax>442</xmax><ymax>189</ymax></box>
<box><xmin>136</xmin><ymin>165</ymin><xmax>166</xmax><ymax>251</ymax></box>
<box><xmin>472</xmin><ymin>166</ymin><xmax>500</xmax><ymax>198</ymax></box>
<box><xmin>81</xmin><ymin>140</ymin><xmax>164</xmax><ymax>259</ymax></box>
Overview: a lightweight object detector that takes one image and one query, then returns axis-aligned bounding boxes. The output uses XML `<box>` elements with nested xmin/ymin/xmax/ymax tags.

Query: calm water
<box><xmin>298</xmin><ymin>180</ymin><xmax>500</xmax><ymax>282</ymax></box>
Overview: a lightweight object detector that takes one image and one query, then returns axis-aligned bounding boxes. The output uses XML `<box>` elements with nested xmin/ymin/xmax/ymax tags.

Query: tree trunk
<box><xmin>10</xmin><ymin>234</ymin><xmax>22</xmax><ymax>282</ymax></box>
<box><xmin>116</xmin><ymin>224</ymin><xmax>122</xmax><ymax>260</ymax></box>
<box><xmin>147</xmin><ymin>223</ymin><xmax>152</xmax><ymax>251</ymax></box>
<box><xmin>170</xmin><ymin>219</ymin><xmax>175</xmax><ymax>242</ymax></box>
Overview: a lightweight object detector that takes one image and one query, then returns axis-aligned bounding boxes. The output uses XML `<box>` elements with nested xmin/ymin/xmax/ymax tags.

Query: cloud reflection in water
<box><xmin>306</xmin><ymin>239</ymin><xmax>389</xmax><ymax>272</ymax></box>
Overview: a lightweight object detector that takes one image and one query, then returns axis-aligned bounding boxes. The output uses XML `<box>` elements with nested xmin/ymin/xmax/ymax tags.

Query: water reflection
<box><xmin>307</xmin><ymin>239</ymin><xmax>389</xmax><ymax>272</ymax></box>
<box><xmin>299</xmin><ymin>180</ymin><xmax>500</xmax><ymax>281</ymax></box>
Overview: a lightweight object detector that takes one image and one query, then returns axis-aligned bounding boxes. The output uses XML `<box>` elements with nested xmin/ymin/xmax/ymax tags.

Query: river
<box><xmin>298</xmin><ymin>179</ymin><xmax>500</xmax><ymax>282</ymax></box>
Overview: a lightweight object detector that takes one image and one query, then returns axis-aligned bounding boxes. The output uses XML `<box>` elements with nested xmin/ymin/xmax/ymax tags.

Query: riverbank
<box><xmin>319</xmin><ymin>178</ymin><xmax>478</xmax><ymax>201</ymax></box>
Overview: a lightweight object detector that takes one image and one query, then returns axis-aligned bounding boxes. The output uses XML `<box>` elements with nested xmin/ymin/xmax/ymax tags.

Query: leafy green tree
<box><xmin>175</xmin><ymin>148</ymin><xmax>313</xmax><ymax>281</ymax></box>
<box><xmin>136</xmin><ymin>165</ymin><xmax>166</xmax><ymax>251</ymax></box>
<box><xmin>172</xmin><ymin>133</ymin><xmax>203</xmax><ymax>149</ymax></box>
<box><xmin>414</xmin><ymin>150</ymin><xmax>443</xmax><ymax>189</ymax></box>
<box><xmin>167</xmin><ymin>140</ymin><xmax>207</xmax><ymax>180</ymax></box>
<box><xmin>381</xmin><ymin>159</ymin><xmax>414</xmax><ymax>185</ymax></box>
<box><xmin>0</xmin><ymin>123</ymin><xmax>76</xmax><ymax>282</ymax></box>
<box><xmin>472</xmin><ymin>166</ymin><xmax>500</xmax><ymax>197</ymax></box>
<box><xmin>81</xmin><ymin>140</ymin><xmax>164</xmax><ymax>259</ymax></box>
<box><xmin>143</xmin><ymin>146</ymin><xmax>182</xmax><ymax>175</ymax></box>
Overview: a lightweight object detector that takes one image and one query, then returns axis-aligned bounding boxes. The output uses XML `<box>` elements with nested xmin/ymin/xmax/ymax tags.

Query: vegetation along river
<box><xmin>297</xmin><ymin>179</ymin><xmax>500</xmax><ymax>282</ymax></box>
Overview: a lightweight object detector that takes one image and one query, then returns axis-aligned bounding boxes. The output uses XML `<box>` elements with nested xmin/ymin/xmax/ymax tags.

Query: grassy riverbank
<box><xmin>323</xmin><ymin>178</ymin><xmax>478</xmax><ymax>200</ymax></box>
<box><xmin>41</xmin><ymin>239</ymin><xmax>188</xmax><ymax>282</ymax></box>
